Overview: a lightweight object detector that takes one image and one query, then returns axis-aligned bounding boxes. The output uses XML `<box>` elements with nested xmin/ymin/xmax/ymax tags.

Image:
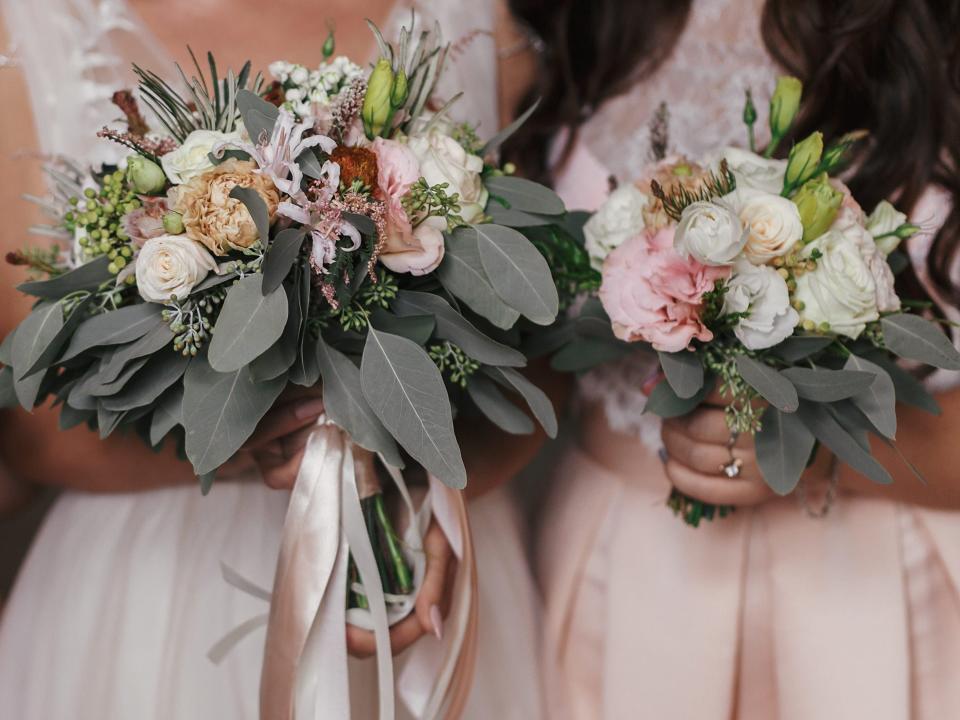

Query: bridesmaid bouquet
<box><xmin>1</xmin><ymin>19</ymin><xmax>565</xmax><ymax>717</ymax></box>
<box><xmin>556</xmin><ymin>76</ymin><xmax>960</xmax><ymax>527</ymax></box>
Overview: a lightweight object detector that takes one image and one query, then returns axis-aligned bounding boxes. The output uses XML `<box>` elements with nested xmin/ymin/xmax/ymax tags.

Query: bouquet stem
<box><xmin>667</xmin><ymin>487</ymin><xmax>734</xmax><ymax>528</ymax></box>
<box><xmin>349</xmin><ymin>447</ymin><xmax>414</xmax><ymax>608</ymax></box>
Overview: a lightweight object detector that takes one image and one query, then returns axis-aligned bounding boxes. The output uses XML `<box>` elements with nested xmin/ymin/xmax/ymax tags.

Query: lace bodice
<box><xmin>557</xmin><ymin>0</ymin><xmax>958</xmax><ymax>443</ymax></box>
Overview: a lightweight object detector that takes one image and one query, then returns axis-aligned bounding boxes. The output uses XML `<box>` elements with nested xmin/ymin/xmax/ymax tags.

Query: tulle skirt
<box><xmin>0</xmin><ymin>479</ymin><xmax>543</xmax><ymax>719</ymax></box>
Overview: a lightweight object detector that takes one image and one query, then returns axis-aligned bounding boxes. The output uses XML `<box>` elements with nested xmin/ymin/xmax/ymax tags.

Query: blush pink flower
<box><xmin>599</xmin><ymin>226</ymin><xmax>728</xmax><ymax>352</ymax></box>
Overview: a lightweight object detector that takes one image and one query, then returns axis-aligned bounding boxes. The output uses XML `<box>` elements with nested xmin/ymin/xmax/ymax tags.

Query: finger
<box><xmin>663</xmin><ymin>410</ymin><xmax>754</xmax><ymax>449</ymax></box>
<box><xmin>415</xmin><ymin>521</ymin><xmax>454</xmax><ymax>638</ymax></box>
<box><xmin>661</xmin><ymin>424</ymin><xmax>760</xmax><ymax>478</ymax></box>
<box><xmin>280</xmin><ymin>424</ymin><xmax>318</xmax><ymax>461</ymax></box>
<box><xmin>346</xmin><ymin>625</ymin><xmax>376</xmax><ymax>658</ymax></box>
<box><xmin>665</xmin><ymin>459</ymin><xmax>772</xmax><ymax>507</ymax></box>
<box><xmin>388</xmin><ymin>614</ymin><xmax>428</xmax><ymax>654</ymax></box>
<box><xmin>256</xmin><ymin>447</ymin><xmax>305</xmax><ymax>490</ymax></box>
<box><xmin>244</xmin><ymin>396</ymin><xmax>325</xmax><ymax>451</ymax></box>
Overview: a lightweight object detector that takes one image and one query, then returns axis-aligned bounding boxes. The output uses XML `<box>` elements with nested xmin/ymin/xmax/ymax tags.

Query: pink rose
<box><xmin>599</xmin><ymin>227</ymin><xmax>727</xmax><ymax>352</ymax></box>
<box><xmin>380</xmin><ymin>217</ymin><xmax>446</xmax><ymax>276</ymax></box>
<box><xmin>122</xmin><ymin>197</ymin><xmax>169</xmax><ymax>247</ymax></box>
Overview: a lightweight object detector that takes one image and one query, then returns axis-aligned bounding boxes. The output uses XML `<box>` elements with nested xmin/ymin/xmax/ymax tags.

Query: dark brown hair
<box><xmin>506</xmin><ymin>0</ymin><xmax>960</xmax><ymax>305</ymax></box>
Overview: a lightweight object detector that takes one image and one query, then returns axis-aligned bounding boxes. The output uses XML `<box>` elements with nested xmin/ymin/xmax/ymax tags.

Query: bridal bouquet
<box><xmin>1</xmin><ymin>19</ymin><xmax>566</xmax><ymax>717</ymax></box>
<box><xmin>555</xmin><ymin>76</ymin><xmax>960</xmax><ymax>527</ymax></box>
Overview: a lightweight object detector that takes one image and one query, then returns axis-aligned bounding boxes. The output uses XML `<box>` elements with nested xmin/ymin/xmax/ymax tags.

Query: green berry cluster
<box><xmin>161</xmin><ymin>292</ymin><xmax>224</xmax><ymax>357</ymax></box>
<box><xmin>429</xmin><ymin>341</ymin><xmax>478</xmax><ymax>388</ymax></box>
<box><xmin>402</xmin><ymin>178</ymin><xmax>464</xmax><ymax>229</ymax></box>
<box><xmin>335</xmin><ymin>270</ymin><xmax>399</xmax><ymax>332</ymax></box>
<box><xmin>65</xmin><ymin>171</ymin><xmax>139</xmax><ymax>277</ymax></box>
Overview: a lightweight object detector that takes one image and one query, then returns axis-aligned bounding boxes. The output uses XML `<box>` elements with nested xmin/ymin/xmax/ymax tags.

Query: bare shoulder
<box><xmin>491</xmin><ymin>0</ymin><xmax>540</xmax><ymax>127</ymax></box>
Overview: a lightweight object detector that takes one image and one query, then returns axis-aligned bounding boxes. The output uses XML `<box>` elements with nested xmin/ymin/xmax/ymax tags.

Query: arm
<box><xmin>0</xmin><ymin>20</ymin><xmax>194</xmax><ymax>492</ymax></box>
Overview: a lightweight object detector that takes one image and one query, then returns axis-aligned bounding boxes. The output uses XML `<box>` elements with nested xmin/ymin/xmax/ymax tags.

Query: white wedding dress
<box><xmin>0</xmin><ymin>2</ymin><xmax>543</xmax><ymax>718</ymax></box>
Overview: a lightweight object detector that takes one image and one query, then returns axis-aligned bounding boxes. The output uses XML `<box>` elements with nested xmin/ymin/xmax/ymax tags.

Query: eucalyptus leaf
<box><xmin>61</xmin><ymin>303</ymin><xmax>162</xmax><ymax>362</ymax></box>
<box><xmin>484</xmin><ymin>366</ymin><xmax>558</xmax><ymax>438</ymax></box>
<box><xmin>229</xmin><ymin>186</ymin><xmax>270</xmax><ymax>246</ymax></box>
<box><xmin>261</xmin><ymin>229</ymin><xmax>305</xmax><ymax>295</ymax></box>
<box><xmin>779</xmin><ymin>366</ymin><xmax>876</xmax><ymax>402</ymax></box>
<box><xmin>735</xmin><ymin>356</ymin><xmax>799</xmax><ymax>412</ymax></box>
<box><xmin>316</xmin><ymin>338</ymin><xmax>404</xmax><ymax>468</ymax></box>
<box><xmin>192</xmin><ymin>271</ymin><xmax>237</xmax><ymax>294</ymax></box>
<box><xmin>342</xmin><ymin>212</ymin><xmax>378</xmax><ymax>237</ymax></box>
<box><xmin>182</xmin><ymin>362</ymin><xmax>287</xmax><ymax>476</ymax></box>
<box><xmin>67</xmin><ymin>366</ymin><xmax>100</xmax><ymax>410</ymax></box>
<box><xmin>550</xmin><ymin>337</ymin><xmax>633</xmax><ymax>373</ymax></box>
<box><xmin>236</xmin><ymin>88</ymin><xmax>278</xmax><ymax>144</ymax></box>
<box><xmin>481</xmin><ymin>98</ymin><xmax>540</xmax><ymax>156</ymax></box>
<box><xmin>771</xmin><ymin>336</ymin><xmax>832</xmax><ymax>362</ymax></box>
<box><xmin>393</xmin><ymin>290</ymin><xmax>526</xmax><ymax>367</ymax></box>
<box><xmin>467</xmin><ymin>374</ymin><xmax>534</xmax><ymax>435</ymax></box>
<box><xmin>486</xmin><ymin>204</ymin><xmax>558</xmax><ymax>227</ymax></box>
<box><xmin>370</xmin><ymin>309</ymin><xmax>435</xmax><ymax>346</ymax></box>
<box><xmin>199</xmin><ymin>471</ymin><xmax>216</xmax><ymax>496</ymax></box>
<box><xmin>87</xmin><ymin>356</ymin><xmax>150</xmax><ymax>397</ymax></box>
<box><xmin>474</xmin><ymin>224</ymin><xmax>559</xmax><ymax>325</ymax></box>
<box><xmin>361</xmin><ymin>328</ymin><xmax>466</xmax><ymax>488</ymax></box>
<box><xmin>20</xmin><ymin>296</ymin><xmax>95</xmax><ymax>379</ymax></box>
<box><xmin>59</xmin><ymin>403</ymin><xmax>94</xmax><ymax>430</ymax></box>
<box><xmin>826</xmin><ymin>401</ymin><xmax>875</xmax><ymax>451</ymax></box>
<box><xmin>17</xmin><ymin>255</ymin><xmax>111</xmax><ymax>299</ymax></box>
<box><xmin>574</xmin><ymin>298</ymin><xmax>617</xmax><ymax>341</ymax></box>
<box><xmin>100</xmin><ymin>322</ymin><xmax>176</xmax><ymax>384</ymax></box>
<box><xmin>658</xmin><ymin>351</ymin><xmax>704</xmax><ymax>400</ymax></box>
<box><xmin>0</xmin><ymin>367</ymin><xmax>17</xmax><ymax>409</ymax></box>
<box><xmin>97</xmin><ymin>404</ymin><xmax>126</xmax><ymax>439</ymax></box>
<box><xmin>289</xmin><ymin>271</ymin><xmax>320</xmax><ymax>387</ymax></box>
<box><xmin>485</xmin><ymin>176</ymin><xmax>565</xmax><ymax>216</ymax></box>
<box><xmin>12</xmin><ymin>302</ymin><xmax>63</xmax><ymax>381</ymax></box>
<box><xmin>436</xmin><ymin>228</ymin><xmax>520</xmax><ymax>330</ymax></box>
<box><xmin>296</xmin><ymin>148</ymin><xmax>325</xmax><ymax>180</ymax></box>
<box><xmin>101</xmin><ymin>352</ymin><xmax>190</xmax><ymax>411</ymax></box>
<box><xmin>150</xmin><ymin>384</ymin><xmax>184</xmax><ymax>447</ymax></box>
<box><xmin>251</xmin><ymin>280</ymin><xmax>301</xmax><ymax>381</ymax></box>
<box><xmin>208</xmin><ymin>274</ymin><xmax>288</xmax><ymax>372</ymax></box>
<box><xmin>881</xmin><ymin>313</ymin><xmax>960</xmax><ymax>370</ymax></box>
<box><xmin>755</xmin><ymin>407</ymin><xmax>816</xmax><ymax>495</ymax></box>
<box><xmin>0</xmin><ymin>330</ymin><xmax>15</xmax><ymax>366</ymax></box>
<box><xmin>644</xmin><ymin>376</ymin><xmax>714</xmax><ymax>418</ymax></box>
<box><xmin>844</xmin><ymin>354</ymin><xmax>897</xmax><ymax>439</ymax></box>
<box><xmin>865</xmin><ymin>352</ymin><xmax>940</xmax><ymax>415</ymax></box>
<box><xmin>796</xmin><ymin>402</ymin><xmax>893</xmax><ymax>485</ymax></box>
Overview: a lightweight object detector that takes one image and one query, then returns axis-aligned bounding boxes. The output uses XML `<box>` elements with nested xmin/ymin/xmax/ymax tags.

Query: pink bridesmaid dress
<box><xmin>539</xmin><ymin>1</ymin><xmax>960</xmax><ymax>718</ymax></box>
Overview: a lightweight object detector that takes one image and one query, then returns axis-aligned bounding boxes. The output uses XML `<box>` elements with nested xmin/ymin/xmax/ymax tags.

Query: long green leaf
<box><xmin>261</xmin><ymin>229</ymin><xmax>306</xmax><ymax>295</ymax></box>
<box><xmin>735</xmin><ymin>356</ymin><xmax>799</xmax><ymax>412</ymax></box>
<box><xmin>236</xmin><ymin>89</ymin><xmax>279</xmax><ymax>145</ymax></box>
<box><xmin>229</xmin><ymin>186</ymin><xmax>270</xmax><ymax>246</ymax></box>
<box><xmin>61</xmin><ymin>303</ymin><xmax>162</xmax><ymax>362</ymax></box>
<box><xmin>755</xmin><ymin>407</ymin><xmax>816</xmax><ymax>495</ymax></box>
<box><xmin>484</xmin><ymin>366</ymin><xmax>558</xmax><ymax>438</ymax></box>
<box><xmin>779</xmin><ymin>366</ymin><xmax>876</xmax><ymax>402</ymax></box>
<box><xmin>12</xmin><ymin>302</ymin><xmax>63</xmax><ymax>383</ymax></box>
<box><xmin>844</xmin><ymin>354</ymin><xmax>896</xmax><ymax>439</ymax></box>
<box><xmin>881</xmin><ymin>313</ymin><xmax>960</xmax><ymax>370</ymax></box>
<box><xmin>484</xmin><ymin>176</ymin><xmax>565</xmax><ymax>216</ymax></box>
<box><xmin>208</xmin><ymin>274</ymin><xmax>288</xmax><ymax>372</ymax></box>
<box><xmin>18</xmin><ymin>256</ymin><xmax>111</xmax><ymax>299</ymax></box>
<box><xmin>467</xmin><ymin>374</ymin><xmax>534</xmax><ymax>435</ymax></box>
<box><xmin>796</xmin><ymin>402</ymin><xmax>892</xmax><ymax>485</ymax></box>
<box><xmin>658</xmin><ymin>350</ymin><xmax>704</xmax><ymax>400</ymax></box>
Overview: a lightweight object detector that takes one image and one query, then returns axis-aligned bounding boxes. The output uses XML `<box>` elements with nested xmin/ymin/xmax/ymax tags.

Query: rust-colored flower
<box><xmin>330</xmin><ymin>146</ymin><xmax>379</xmax><ymax>190</ymax></box>
<box><xmin>170</xmin><ymin>158</ymin><xmax>280</xmax><ymax>255</ymax></box>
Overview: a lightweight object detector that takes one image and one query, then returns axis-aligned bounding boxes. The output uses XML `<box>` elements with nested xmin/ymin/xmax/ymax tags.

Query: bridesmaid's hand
<box><xmin>660</xmin><ymin>387</ymin><xmax>776</xmax><ymax>508</ymax></box>
<box><xmin>347</xmin><ymin>519</ymin><xmax>454</xmax><ymax>658</ymax></box>
<box><xmin>242</xmin><ymin>387</ymin><xmax>325</xmax><ymax>489</ymax></box>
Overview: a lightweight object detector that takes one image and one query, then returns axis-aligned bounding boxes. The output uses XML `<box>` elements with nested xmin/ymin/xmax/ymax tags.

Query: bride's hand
<box><xmin>241</xmin><ymin>387</ymin><xmax>325</xmax><ymax>489</ymax></box>
<box><xmin>660</xmin><ymin>386</ymin><xmax>775</xmax><ymax>507</ymax></box>
<box><xmin>346</xmin><ymin>518</ymin><xmax>454</xmax><ymax>658</ymax></box>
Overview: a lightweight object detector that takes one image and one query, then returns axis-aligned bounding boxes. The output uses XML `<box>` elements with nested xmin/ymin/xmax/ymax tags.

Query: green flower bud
<box><xmin>125</xmin><ymin>156</ymin><xmax>167</xmax><ymax>195</ymax></box>
<box><xmin>390</xmin><ymin>68</ymin><xmax>408</xmax><ymax>109</ymax></box>
<box><xmin>322</xmin><ymin>28</ymin><xmax>336</xmax><ymax>59</ymax></box>
<box><xmin>162</xmin><ymin>211</ymin><xmax>186</xmax><ymax>235</ymax></box>
<box><xmin>769</xmin><ymin>76</ymin><xmax>802</xmax><ymax>139</ymax></box>
<box><xmin>792</xmin><ymin>173</ymin><xmax>843</xmax><ymax>243</ymax></box>
<box><xmin>362</xmin><ymin>59</ymin><xmax>395</xmax><ymax>139</ymax></box>
<box><xmin>784</xmin><ymin>131</ymin><xmax>823</xmax><ymax>191</ymax></box>
<box><xmin>743</xmin><ymin>88</ymin><xmax>758</xmax><ymax>127</ymax></box>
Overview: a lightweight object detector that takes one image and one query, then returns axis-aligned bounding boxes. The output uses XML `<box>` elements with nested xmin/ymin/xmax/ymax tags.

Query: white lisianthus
<box><xmin>866</xmin><ymin>200</ymin><xmax>908</xmax><ymax>256</ymax></box>
<box><xmin>707</xmin><ymin>147</ymin><xmax>786</xmax><ymax>195</ymax></box>
<box><xmin>407</xmin><ymin>129</ymin><xmax>488</xmax><ymax>224</ymax></box>
<box><xmin>161</xmin><ymin>128</ymin><xmax>244</xmax><ymax>185</ymax></box>
<box><xmin>135</xmin><ymin>234</ymin><xmax>217</xmax><ymax>303</ymax></box>
<box><xmin>583</xmin><ymin>184</ymin><xmax>649</xmax><ymax>269</ymax></box>
<box><xmin>722</xmin><ymin>259</ymin><xmax>798</xmax><ymax>349</ymax></box>
<box><xmin>726</xmin><ymin>188</ymin><xmax>803</xmax><ymax>264</ymax></box>
<box><xmin>793</xmin><ymin>229</ymin><xmax>880</xmax><ymax>338</ymax></box>
<box><xmin>674</xmin><ymin>200</ymin><xmax>746</xmax><ymax>266</ymax></box>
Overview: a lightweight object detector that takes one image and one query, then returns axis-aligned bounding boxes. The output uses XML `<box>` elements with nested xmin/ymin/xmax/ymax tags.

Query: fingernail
<box><xmin>429</xmin><ymin>604</ymin><xmax>443</xmax><ymax>640</ymax></box>
<box><xmin>294</xmin><ymin>398</ymin><xmax>325</xmax><ymax>420</ymax></box>
<box><xmin>658</xmin><ymin>447</ymin><xmax>668</xmax><ymax>464</ymax></box>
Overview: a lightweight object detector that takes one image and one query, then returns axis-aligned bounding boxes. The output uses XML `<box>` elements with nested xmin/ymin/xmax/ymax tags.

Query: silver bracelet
<box><xmin>796</xmin><ymin>463</ymin><xmax>839</xmax><ymax>519</ymax></box>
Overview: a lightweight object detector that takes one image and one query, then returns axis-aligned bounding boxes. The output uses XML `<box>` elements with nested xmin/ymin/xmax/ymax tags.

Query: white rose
<box><xmin>726</xmin><ymin>188</ymin><xmax>803</xmax><ymax>264</ymax></box>
<box><xmin>583</xmin><ymin>184</ymin><xmax>649</xmax><ymax>270</ymax></box>
<box><xmin>135</xmin><ymin>235</ymin><xmax>217</xmax><ymax>303</ymax></box>
<box><xmin>290</xmin><ymin>66</ymin><xmax>309</xmax><ymax>85</ymax></box>
<box><xmin>832</xmin><ymin>208</ymin><xmax>901</xmax><ymax>313</ymax></box>
<box><xmin>722</xmin><ymin>259</ymin><xmax>799</xmax><ymax>349</ymax></box>
<box><xmin>407</xmin><ymin>129</ymin><xmax>488</xmax><ymax>224</ymax></box>
<box><xmin>161</xmin><ymin>129</ymin><xmax>243</xmax><ymax>185</ymax></box>
<box><xmin>708</xmin><ymin>146</ymin><xmax>786</xmax><ymax>195</ymax></box>
<box><xmin>793</xmin><ymin>229</ymin><xmax>880</xmax><ymax>338</ymax></box>
<box><xmin>866</xmin><ymin>200</ymin><xmax>907</xmax><ymax>256</ymax></box>
<box><xmin>674</xmin><ymin>200</ymin><xmax>746</xmax><ymax>266</ymax></box>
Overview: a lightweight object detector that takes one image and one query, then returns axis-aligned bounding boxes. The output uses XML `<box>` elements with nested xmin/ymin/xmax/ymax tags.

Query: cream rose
<box><xmin>866</xmin><ymin>200</ymin><xmax>908</xmax><ymax>256</ymax></box>
<box><xmin>583</xmin><ymin>184</ymin><xmax>649</xmax><ymax>269</ymax></box>
<box><xmin>710</xmin><ymin>147</ymin><xmax>786</xmax><ymax>195</ymax></box>
<box><xmin>135</xmin><ymin>234</ymin><xmax>217</xmax><ymax>303</ymax></box>
<box><xmin>380</xmin><ymin>216</ymin><xmax>446</xmax><ymax>276</ymax></box>
<box><xmin>727</xmin><ymin>188</ymin><xmax>803</xmax><ymax>264</ymax></box>
<box><xmin>171</xmin><ymin>159</ymin><xmax>280</xmax><ymax>255</ymax></box>
<box><xmin>674</xmin><ymin>200</ymin><xmax>746</xmax><ymax>266</ymax></box>
<box><xmin>722</xmin><ymin>259</ymin><xmax>798</xmax><ymax>349</ymax></box>
<box><xmin>832</xmin><ymin>206</ymin><xmax>901</xmax><ymax>313</ymax></box>
<box><xmin>793</xmin><ymin>229</ymin><xmax>880</xmax><ymax>338</ymax></box>
<box><xmin>161</xmin><ymin>129</ymin><xmax>244</xmax><ymax>185</ymax></box>
<box><xmin>407</xmin><ymin>129</ymin><xmax>488</xmax><ymax>224</ymax></box>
